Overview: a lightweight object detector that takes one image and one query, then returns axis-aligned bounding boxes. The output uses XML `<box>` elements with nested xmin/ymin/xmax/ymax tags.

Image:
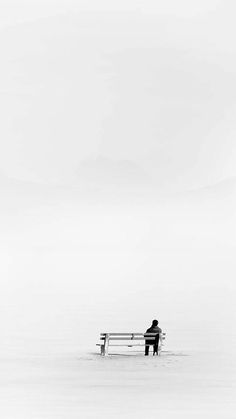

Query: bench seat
<box><xmin>97</xmin><ymin>332</ymin><xmax>166</xmax><ymax>356</ymax></box>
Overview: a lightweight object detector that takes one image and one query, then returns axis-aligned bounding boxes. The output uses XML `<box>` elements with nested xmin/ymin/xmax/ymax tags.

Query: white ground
<box><xmin>1</xmin><ymin>348</ymin><xmax>235</xmax><ymax>419</ymax></box>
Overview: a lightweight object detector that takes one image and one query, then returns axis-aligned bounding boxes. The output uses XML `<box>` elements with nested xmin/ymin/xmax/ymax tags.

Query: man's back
<box><xmin>146</xmin><ymin>325</ymin><xmax>162</xmax><ymax>334</ymax></box>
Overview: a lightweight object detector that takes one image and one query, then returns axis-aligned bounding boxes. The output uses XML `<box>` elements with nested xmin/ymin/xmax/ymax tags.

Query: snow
<box><xmin>1</xmin><ymin>349</ymin><xmax>235</xmax><ymax>419</ymax></box>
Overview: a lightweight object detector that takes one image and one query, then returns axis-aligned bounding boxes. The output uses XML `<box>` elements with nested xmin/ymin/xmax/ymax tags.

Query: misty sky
<box><xmin>0</xmin><ymin>0</ymin><xmax>236</xmax><ymax>187</ymax></box>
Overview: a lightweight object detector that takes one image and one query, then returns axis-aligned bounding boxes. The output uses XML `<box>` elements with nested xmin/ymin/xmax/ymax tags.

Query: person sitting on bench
<box><xmin>145</xmin><ymin>319</ymin><xmax>162</xmax><ymax>356</ymax></box>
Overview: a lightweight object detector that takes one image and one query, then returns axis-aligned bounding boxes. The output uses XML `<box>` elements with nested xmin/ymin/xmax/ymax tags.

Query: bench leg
<box><xmin>104</xmin><ymin>334</ymin><xmax>109</xmax><ymax>356</ymax></box>
<box><xmin>101</xmin><ymin>334</ymin><xmax>109</xmax><ymax>356</ymax></box>
<box><xmin>158</xmin><ymin>334</ymin><xmax>163</xmax><ymax>355</ymax></box>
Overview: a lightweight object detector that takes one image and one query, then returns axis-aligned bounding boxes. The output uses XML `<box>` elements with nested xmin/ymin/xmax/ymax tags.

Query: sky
<box><xmin>0</xmin><ymin>0</ymin><xmax>236</xmax><ymax>187</ymax></box>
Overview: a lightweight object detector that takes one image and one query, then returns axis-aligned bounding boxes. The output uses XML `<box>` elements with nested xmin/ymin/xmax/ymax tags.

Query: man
<box><xmin>145</xmin><ymin>319</ymin><xmax>162</xmax><ymax>356</ymax></box>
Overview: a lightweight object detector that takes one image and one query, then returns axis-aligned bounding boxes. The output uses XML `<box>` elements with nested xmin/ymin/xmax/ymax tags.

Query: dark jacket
<box><xmin>145</xmin><ymin>325</ymin><xmax>162</xmax><ymax>345</ymax></box>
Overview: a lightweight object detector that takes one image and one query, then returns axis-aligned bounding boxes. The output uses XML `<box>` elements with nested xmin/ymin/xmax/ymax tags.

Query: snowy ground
<box><xmin>1</xmin><ymin>348</ymin><xmax>235</xmax><ymax>419</ymax></box>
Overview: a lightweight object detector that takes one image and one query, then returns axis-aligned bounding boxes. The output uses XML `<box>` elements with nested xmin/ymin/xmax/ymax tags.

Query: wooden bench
<box><xmin>97</xmin><ymin>332</ymin><xmax>166</xmax><ymax>356</ymax></box>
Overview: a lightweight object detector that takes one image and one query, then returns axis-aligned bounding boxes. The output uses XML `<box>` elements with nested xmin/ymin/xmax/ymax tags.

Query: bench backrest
<box><xmin>100</xmin><ymin>332</ymin><xmax>165</xmax><ymax>341</ymax></box>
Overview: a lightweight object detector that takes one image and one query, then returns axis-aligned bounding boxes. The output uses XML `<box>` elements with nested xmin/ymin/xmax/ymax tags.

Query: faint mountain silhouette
<box><xmin>177</xmin><ymin>176</ymin><xmax>236</xmax><ymax>208</ymax></box>
<box><xmin>75</xmin><ymin>156</ymin><xmax>151</xmax><ymax>188</ymax></box>
<box><xmin>190</xmin><ymin>176</ymin><xmax>236</xmax><ymax>196</ymax></box>
<box><xmin>0</xmin><ymin>170</ymin><xmax>11</xmax><ymax>184</ymax></box>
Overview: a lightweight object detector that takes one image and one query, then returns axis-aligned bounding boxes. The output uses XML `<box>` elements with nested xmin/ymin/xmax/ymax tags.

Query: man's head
<box><xmin>152</xmin><ymin>319</ymin><xmax>158</xmax><ymax>326</ymax></box>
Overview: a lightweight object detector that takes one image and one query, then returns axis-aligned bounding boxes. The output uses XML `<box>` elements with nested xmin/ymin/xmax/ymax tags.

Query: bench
<box><xmin>97</xmin><ymin>332</ymin><xmax>166</xmax><ymax>356</ymax></box>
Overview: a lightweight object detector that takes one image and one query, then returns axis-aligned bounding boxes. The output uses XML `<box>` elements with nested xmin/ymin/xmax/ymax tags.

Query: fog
<box><xmin>0</xmin><ymin>174</ymin><xmax>235</xmax><ymax>357</ymax></box>
<box><xmin>1</xmin><ymin>4</ymin><xmax>236</xmax><ymax>418</ymax></box>
<box><xmin>1</xmin><ymin>1</ymin><xmax>236</xmax><ymax>187</ymax></box>
<box><xmin>0</xmin><ymin>0</ymin><xmax>236</xmax><ymax>358</ymax></box>
<box><xmin>0</xmin><ymin>1</ymin><xmax>236</xmax><ymax>353</ymax></box>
